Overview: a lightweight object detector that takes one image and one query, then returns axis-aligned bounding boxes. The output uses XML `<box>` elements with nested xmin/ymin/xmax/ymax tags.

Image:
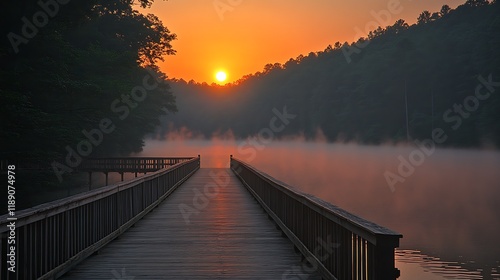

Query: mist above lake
<box><xmin>138</xmin><ymin>136</ymin><xmax>500</xmax><ymax>279</ymax></box>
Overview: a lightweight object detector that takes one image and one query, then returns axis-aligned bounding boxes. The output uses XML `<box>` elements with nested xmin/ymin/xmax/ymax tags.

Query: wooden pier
<box><xmin>61</xmin><ymin>169</ymin><xmax>321</xmax><ymax>279</ymax></box>
<box><xmin>0</xmin><ymin>156</ymin><xmax>402</xmax><ymax>280</ymax></box>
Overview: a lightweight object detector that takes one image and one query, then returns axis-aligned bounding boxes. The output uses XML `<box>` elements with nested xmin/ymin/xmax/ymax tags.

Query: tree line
<box><xmin>162</xmin><ymin>0</ymin><xmax>500</xmax><ymax>148</ymax></box>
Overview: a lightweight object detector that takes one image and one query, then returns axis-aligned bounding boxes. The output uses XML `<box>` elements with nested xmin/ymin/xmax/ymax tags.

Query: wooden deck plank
<box><xmin>61</xmin><ymin>169</ymin><xmax>322</xmax><ymax>279</ymax></box>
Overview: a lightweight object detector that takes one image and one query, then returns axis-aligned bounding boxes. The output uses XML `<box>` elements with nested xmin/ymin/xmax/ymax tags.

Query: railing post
<box><xmin>374</xmin><ymin>235</ymin><xmax>400</xmax><ymax>280</ymax></box>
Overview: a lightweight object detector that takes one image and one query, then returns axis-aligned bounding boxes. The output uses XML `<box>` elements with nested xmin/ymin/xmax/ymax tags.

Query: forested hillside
<box><xmin>161</xmin><ymin>0</ymin><xmax>500</xmax><ymax>147</ymax></box>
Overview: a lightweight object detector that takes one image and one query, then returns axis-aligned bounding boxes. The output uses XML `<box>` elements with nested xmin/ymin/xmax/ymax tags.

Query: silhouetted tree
<box><xmin>387</xmin><ymin>19</ymin><xmax>409</xmax><ymax>34</ymax></box>
<box><xmin>440</xmin><ymin>5</ymin><xmax>452</xmax><ymax>16</ymax></box>
<box><xmin>417</xmin><ymin>11</ymin><xmax>432</xmax><ymax>24</ymax></box>
<box><xmin>1</xmin><ymin>0</ymin><xmax>177</xmax><ymax>161</ymax></box>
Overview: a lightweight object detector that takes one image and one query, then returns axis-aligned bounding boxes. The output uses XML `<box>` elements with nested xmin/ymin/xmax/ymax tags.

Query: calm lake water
<box><xmin>139</xmin><ymin>138</ymin><xmax>500</xmax><ymax>280</ymax></box>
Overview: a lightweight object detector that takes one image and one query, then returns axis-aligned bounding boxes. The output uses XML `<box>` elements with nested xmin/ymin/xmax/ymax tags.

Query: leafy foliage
<box><xmin>1</xmin><ymin>0</ymin><xmax>177</xmax><ymax>162</ymax></box>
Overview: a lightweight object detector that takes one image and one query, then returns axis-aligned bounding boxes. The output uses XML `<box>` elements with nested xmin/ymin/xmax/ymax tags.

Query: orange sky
<box><xmin>139</xmin><ymin>0</ymin><xmax>464</xmax><ymax>84</ymax></box>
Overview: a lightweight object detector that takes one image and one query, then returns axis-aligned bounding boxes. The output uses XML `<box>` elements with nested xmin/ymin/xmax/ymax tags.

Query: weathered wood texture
<box><xmin>231</xmin><ymin>156</ymin><xmax>402</xmax><ymax>280</ymax></box>
<box><xmin>61</xmin><ymin>169</ymin><xmax>322</xmax><ymax>280</ymax></box>
<box><xmin>0</xmin><ymin>158</ymin><xmax>200</xmax><ymax>280</ymax></box>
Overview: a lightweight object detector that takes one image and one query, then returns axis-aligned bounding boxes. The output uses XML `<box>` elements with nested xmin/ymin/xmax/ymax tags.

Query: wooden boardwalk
<box><xmin>61</xmin><ymin>169</ymin><xmax>322</xmax><ymax>279</ymax></box>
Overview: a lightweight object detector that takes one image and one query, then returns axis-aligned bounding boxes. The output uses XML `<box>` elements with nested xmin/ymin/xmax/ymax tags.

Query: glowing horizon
<box><xmin>139</xmin><ymin>0</ymin><xmax>464</xmax><ymax>84</ymax></box>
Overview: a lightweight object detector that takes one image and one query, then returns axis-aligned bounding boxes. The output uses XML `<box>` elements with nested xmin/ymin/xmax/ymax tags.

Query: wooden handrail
<box><xmin>0</xmin><ymin>157</ymin><xmax>194</xmax><ymax>172</ymax></box>
<box><xmin>76</xmin><ymin>157</ymin><xmax>195</xmax><ymax>172</ymax></box>
<box><xmin>0</xmin><ymin>157</ymin><xmax>200</xmax><ymax>280</ymax></box>
<box><xmin>230</xmin><ymin>156</ymin><xmax>402</xmax><ymax>280</ymax></box>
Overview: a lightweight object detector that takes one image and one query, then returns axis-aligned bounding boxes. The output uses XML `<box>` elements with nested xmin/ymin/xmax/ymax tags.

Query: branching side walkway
<box><xmin>61</xmin><ymin>169</ymin><xmax>321</xmax><ymax>279</ymax></box>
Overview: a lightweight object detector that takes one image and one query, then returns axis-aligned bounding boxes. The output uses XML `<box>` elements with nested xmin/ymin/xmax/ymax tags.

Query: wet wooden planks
<box><xmin>61</xmin><ymin>168</ymin><xmax>322</xmax><ymax>280</ymax></box>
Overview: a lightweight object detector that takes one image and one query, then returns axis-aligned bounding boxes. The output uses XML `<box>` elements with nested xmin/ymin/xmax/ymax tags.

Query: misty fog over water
<box><xmin>139</xmin><ymin>137</ymin><xmax>500</xmax><ymax>280</ymax></box>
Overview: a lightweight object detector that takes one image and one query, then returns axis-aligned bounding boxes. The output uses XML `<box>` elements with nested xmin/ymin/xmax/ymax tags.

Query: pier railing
<box><xmin>76</xmin><ymin>157</ymin><xmax>194</xmax><ymax>173</ymax></box>
<box><xmin>0</xmin><ymin>157</ymin><xmax>200</xmax><ymax>280</ymax></box>
<box><xmin>1</xmin><ymin>157</ymin><xmax>192</xmax><ymax>172</ymax></box>
<box><xmin>230</xmin><ymin>156</ymin><xmax>402</xmax><ymax>280</ymax></box>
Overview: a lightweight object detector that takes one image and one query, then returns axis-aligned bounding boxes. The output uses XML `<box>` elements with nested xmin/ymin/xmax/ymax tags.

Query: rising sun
<box><xmin>215</xmin><ymin>71</ymin><xmax>227</xmax><ymax>83</ymax></box>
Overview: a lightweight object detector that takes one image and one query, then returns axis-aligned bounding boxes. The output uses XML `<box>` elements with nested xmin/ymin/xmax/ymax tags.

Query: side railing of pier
<box><xmin>0</xmin><ymin>157</ymin><xmax>200</xmax><ymax>280</ymax></box>
<box><xmin>230</xmin><ymin>156</ymin><xmax>402</xmax><ymax>280</ymax></box>
<box><xmin>1</xmin><ymin>157</ymin><xmax>193</xmax><ymax>172</ymax></box>
<box><xmin>76</xmin><ymin>157</ymin><xmax>194</xmax><ymax>173</ymax></box>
